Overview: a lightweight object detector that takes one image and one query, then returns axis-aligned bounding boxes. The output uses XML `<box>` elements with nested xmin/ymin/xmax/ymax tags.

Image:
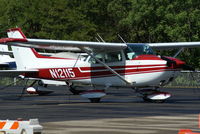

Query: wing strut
<box><xmin>82</xmin><ymin>48</ymin><xmax>133</xmax><ymax>86</ymax></box>
<box><xmin>173</xmin><ymin>48</ymin><xmax>184</xmax><ymax>58</ymax></box>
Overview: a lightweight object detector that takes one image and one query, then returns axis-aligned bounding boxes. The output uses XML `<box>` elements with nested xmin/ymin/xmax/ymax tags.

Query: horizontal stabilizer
<box><xmin>0</xmin><ymin>70</ymin><xmax>38</xmax><ymax>77</ymax></box>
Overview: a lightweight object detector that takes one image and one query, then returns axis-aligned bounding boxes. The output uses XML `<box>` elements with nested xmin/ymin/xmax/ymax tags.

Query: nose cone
<box><xmin>161</xmin><ymin>56</ymin><xmax>194</xmax><ymax>70</ymax></box>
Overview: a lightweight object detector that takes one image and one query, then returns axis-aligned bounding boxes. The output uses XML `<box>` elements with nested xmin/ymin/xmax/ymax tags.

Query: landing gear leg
<box><xmin>19</xmin><ymin>79</ymin><xmax>32</xmax><ymax>99</ymax></box>
<box><xmin>66</xmin><ymin>82</ymin><xmax>84</xmax><ymax>95</ymax></box>
<box><xmin>38</xmin><ymin>80</ymin><xmax>47</xmax><ymax>88</ymax></box>
<box><xmin>26</xmin><ymin>80</ymin><xmax>53</xmax><ymax>96</ymax></box>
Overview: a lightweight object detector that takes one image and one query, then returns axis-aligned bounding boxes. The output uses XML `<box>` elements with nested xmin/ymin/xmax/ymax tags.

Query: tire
<box><xmin>89</xmin><ymin>98</ymin><xmax>101</xmax><ymax>103</ymax></box>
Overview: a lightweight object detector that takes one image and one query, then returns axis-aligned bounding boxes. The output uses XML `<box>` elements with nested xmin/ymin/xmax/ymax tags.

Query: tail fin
<box><xmin>7</xmin><ymin>28</ymin><xmax>26</xmax><ymax>39</ymax></box>
<box><xmin>7</xmin><ymin>28</ymin><xmax>38</xmax><ymax>70</ymax></box>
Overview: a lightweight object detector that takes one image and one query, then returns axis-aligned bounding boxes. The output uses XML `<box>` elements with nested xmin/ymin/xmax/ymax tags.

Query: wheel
<box><xmin>142</xmin><ymin>96</ymin><xmax>152</xmax><ymax>102</ymax></box>
<box><xmin>153</xmin><ymin>100</ymin><xmax>166</xmax><ymax>103</ymax></box>
<box><xmin>142</xmin><ymin>97</ymin><xmax>165</xmax><ymax>103</ymax></box>
<box><xmin>89</xmin><ymin>98</ymin><xmax>101</xmax><ymax>103</ymax></box>
<box><xmin>38</xmin><ymin>80</ymin><xmax>44</xmax><ymax>86</ymax></box>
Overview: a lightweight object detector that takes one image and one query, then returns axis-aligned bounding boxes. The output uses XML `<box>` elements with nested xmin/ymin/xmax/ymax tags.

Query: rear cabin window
<box><xmin>89</xmin><ymin>51</ymin><xmax>122</xmax><ymax>63</ymax></box>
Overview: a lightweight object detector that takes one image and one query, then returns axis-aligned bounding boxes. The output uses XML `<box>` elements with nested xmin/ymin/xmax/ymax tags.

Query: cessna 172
<box><xmin>0</xmin><ymin>28</ymin><xmax>199</xmax><ymax>102</ymax></box>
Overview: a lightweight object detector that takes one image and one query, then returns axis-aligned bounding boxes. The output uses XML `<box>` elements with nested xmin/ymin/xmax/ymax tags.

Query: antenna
<box><xmin>95</xmin><ymin>37</ymin><xmax>100</xmax><ymax>42</ymax></box>
<box><xmin>118</xmin><ymin>34</ymin><xmax>126</xmax><ymax>43</ymax></box>
<box><xmin>97</xmin><ymin>33</ymin><xmax>105</xmax><ymax>42</ymax></box>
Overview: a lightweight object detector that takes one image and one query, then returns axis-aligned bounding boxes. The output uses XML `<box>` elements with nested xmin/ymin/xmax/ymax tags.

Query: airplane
<box><xmin>0</xmin><ymin>45</ymin><xmax>16</xmax><ymax>69</ymax></box>
<box><xmin>0</xmin><ymin>28</ymin><xmax>199</xmax><ymax>103</ymax></box>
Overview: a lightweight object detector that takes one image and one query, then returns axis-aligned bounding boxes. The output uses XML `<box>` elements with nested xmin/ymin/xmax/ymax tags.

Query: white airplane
<box><xmin>0</xmin><ymin>28</ymin><xmax>199</xmax><ymax>102</ymax></box>
<box><xmin>0</xmin><ymin>45</ymin><xmax>16</xmax><ymax>69</ymax></box>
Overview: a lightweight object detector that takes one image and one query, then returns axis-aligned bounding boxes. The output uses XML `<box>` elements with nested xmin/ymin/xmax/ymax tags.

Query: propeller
<box><xmin>161</xmin><ymin>56</ymin><xmax>195</xmax><ymax>71</ymax></box>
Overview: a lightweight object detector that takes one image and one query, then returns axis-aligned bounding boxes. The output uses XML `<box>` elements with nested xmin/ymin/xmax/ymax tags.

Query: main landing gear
<box><xmin>137</xmin><ymin>88</ymin><xmax>171</xmax><ymax>103</ymax></box>
<box><xmin>68</xmin><ymin>85</ymin><xmax>85</xmax><ymax>95</ymax></box>
<box><xmin>26</xmin><ymin>80</ymin><xmax>54</xmax><ymax>96</ymax></box>
<box><xmin>67</xmin><ymin>82</ymin><xmax>107</xmax><ymax>103</ymax></box>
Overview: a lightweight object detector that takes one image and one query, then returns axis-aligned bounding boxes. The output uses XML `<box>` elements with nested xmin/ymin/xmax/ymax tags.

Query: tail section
<box><xmin>7</xmin><ymin>28</ymin><xmax>26</xmax><ymax>39</ymax></box>
<box><xmin>7</xmin><ymin>28</ymin><xmax>70</xmax><ymax>70</ymax></box>
<box><xmin>7</xmin><ymin>28</ymin><xmax>40</xmax><ymax>70</ymax></box>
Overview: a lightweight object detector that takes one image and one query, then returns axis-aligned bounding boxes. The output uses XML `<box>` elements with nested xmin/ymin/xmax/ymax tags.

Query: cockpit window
<box><xmin>124</xmin><ymin>44</ymin><xmax>154</xmax><ymax>60</ymax></box>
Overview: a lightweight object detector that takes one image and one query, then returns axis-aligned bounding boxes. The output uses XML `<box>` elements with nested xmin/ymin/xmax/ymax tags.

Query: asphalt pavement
<box><xmin>0</xmin><ymin>86</ymin><xmax>200</xmax><ymax>134</ymax></box>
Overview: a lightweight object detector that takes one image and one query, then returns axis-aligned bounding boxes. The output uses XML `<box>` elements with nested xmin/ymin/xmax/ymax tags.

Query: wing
<box><xmin>148</xmin><ymin>42</ymin><xmax>200</xmax><ymax>49</ymax></box>
<box><xmin>0</xmin><ymin>28</ymin><xmax>127</xmax><ymax>52</ymax></box>
<box><xmin>0</xmin><ymin>38</ymin><xmax>127</xmax><ymax>52</ymax></box>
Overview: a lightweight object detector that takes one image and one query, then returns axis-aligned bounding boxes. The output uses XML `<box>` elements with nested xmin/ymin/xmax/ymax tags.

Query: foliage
<box><xmin>0</xmin><ymin>0</ymin><xmax>199</xmax><ymax>68</ymax></box>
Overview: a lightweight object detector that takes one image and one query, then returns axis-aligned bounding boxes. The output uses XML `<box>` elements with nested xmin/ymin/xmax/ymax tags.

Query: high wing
<box><xmin>148</xmin><ymin>42</ymin><xmax>200</xmax><ymax>49</ymax></box>
<box><xmin>0</xmin><ymin>38</ymin><xmax>127</xmax><ymax>51</ymax></box>
<box><xmin>0</xmin><ymin>28</ymin><xmax>127</xmax><ymax>52</ymax></box>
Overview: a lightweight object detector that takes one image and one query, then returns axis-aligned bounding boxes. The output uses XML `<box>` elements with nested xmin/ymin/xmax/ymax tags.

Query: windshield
<box><xmin>124</xmin><ymin>44</ymin><xmax>154</xmax><ymax>60</ymax></box>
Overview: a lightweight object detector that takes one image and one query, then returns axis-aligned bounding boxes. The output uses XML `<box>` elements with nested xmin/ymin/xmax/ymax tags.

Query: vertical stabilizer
<box><xmin>7</xmin><ymin>28</ymin><xmax>37</xmax><ymax>70</ymax></box>
<box><xmin>7</xmin><ymin>28</ymin><xmax>26</xmax><ymax>39</ymax></box>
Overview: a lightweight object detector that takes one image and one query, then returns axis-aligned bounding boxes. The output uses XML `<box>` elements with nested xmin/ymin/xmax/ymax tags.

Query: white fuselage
<box><xmin>12</xmin><ymin>46</ymin><xmax>181</xmax><ymax>88</ymax></box>
<box><xmin>26</xmin><ymin>54</ymin><xmax>179</xmax><ymax>88</ymax></box>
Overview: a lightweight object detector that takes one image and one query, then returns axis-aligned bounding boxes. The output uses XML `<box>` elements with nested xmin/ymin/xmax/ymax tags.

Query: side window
<box><xmin>88</xmin><ymin>51</ymin><xmax>122</xmax><ymax>63</ymax></box>
<box><xmin>105</xmin><ymin>51</ymin><xmax>122</xmax><ymax>63</ymax></box>
<box><xmin>89</xmin><ymin>53</ymin><xmax>104</xmax><ymax>64</ymax></box>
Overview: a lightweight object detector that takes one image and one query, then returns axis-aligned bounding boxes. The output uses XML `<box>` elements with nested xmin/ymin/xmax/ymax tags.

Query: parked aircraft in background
<box><xmin>0</xmin><ymin>28</ymin><xmax>199</xmax><ymax>102</ymax></box>
<box><xmin>0</xmin><ymin>45</ymin><xmax>16</xmax><ymax>69</ymax></box>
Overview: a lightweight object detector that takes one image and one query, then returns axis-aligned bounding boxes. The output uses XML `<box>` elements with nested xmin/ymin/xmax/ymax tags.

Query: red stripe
<box><xmin>132</xmin><ymin>55</ymin><xmax>163</xmax><ymax>60</ymax></box>
<box><xmin>69</xmin><ymin>69</ymin><xmax>178</xmax><ymax>80</ymax></box>
<box><xmin>79</xmin><ymin>64</ymin><xmax>166</xmax><ymax>71</ymax></box>
<box><xmin>27</xmin><ymin>67</ymin><xmax>178</xmax><ymax>80</ymax></box>
<box><xmin>0</xmin><ymin>38</ymin><xmax>27</xmax><ymax>43</ymax></box>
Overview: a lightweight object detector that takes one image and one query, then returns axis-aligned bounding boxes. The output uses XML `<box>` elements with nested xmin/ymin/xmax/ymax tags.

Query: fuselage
<box><xmin>22</xmin><ymin>44</ymin><xmax>185</xmax><ymax>88</ymax></box>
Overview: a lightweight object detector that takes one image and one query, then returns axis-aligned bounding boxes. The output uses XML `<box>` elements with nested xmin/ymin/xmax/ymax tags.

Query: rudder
<box><xmin>7</xmin><ymin>28</ymin><xmax>38</xmax><ymax>70</ymax></box>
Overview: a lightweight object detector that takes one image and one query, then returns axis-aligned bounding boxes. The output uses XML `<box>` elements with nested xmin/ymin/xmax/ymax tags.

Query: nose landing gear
<box><xmin>81</xmin><ymin>89</ymin><xmax>106</xmax><ymax>103</ymax></box>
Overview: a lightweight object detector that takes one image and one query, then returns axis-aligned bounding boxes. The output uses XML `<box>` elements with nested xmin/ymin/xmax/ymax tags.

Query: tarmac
<box><xmin>0</xmin><ymin>86</ymin><xmax>200</xmax><ymax>134</ymax></box>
